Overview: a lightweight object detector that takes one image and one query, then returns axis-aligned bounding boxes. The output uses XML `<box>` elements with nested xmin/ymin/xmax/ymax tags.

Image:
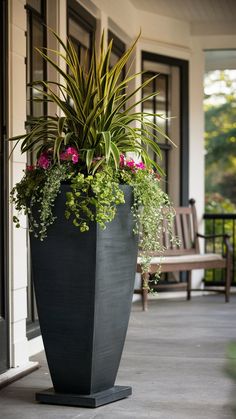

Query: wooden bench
<box><xmin>135</xmin><ymin>199</ymin><xmax>233</xmax><ymax>311</ymax></box>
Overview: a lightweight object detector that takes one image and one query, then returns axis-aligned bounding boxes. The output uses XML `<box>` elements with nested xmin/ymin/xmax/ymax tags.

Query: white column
<box><xmin>8</xmin><ymin>0</ymin><xmax>29</xmax><ymax>367</ymax></box>
<box><xmin>189</xmin><ymin>38</ymin><xmax>205</xmax><ymax>288</ymax></box>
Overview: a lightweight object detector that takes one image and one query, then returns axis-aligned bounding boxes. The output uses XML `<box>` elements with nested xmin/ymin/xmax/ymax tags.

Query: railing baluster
<box><xmin>221</xmin><ymin>219</ymin><xmax>225</xmax><ymax>282</ymax></box>
<box><xmin>204</xmin><ymin>213</ymin><xmax>236</xmax><ymax>286</ymax></box>
<box><xmin>233</xmin><ymin>219</ymin><xmax>235</xmax><ymax>286</ymax></box>
<box><xmin>213</xmin><ymin>219</ymin><xmax>216</xmax><ymax>282</ymax></box>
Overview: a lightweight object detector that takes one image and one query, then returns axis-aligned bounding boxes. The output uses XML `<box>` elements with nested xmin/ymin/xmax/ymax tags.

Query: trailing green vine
<box><xmin>10</xmin><ymin>158</ymin><xmax>177</xmax><ymax>292</ymax></box>
<box><xmin>119</xmin><ymin>165</ymin><xmax>176</xmax><ymax>287</ymax></box>
<box><xmin>65</xmin><ymin>168</ymin><xmax>125</xmax><ymax>232</ymax></box>
<box><xmin>10</xmin><ymin>164</ymin><xmax>70</xmax><ymax>240</ymax></box>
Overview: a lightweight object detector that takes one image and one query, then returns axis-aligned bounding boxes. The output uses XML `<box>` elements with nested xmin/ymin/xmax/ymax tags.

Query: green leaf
<box><xmin>110</xmin><ymin>141</ymin><xmax>120</xmax><ymax>170</ymax></box>
<box><xmin>58</xmin><ymin>117</ymin><xmax>66</xmax><ymax>135</ymax></box>
<box><xmin>64</xmin><ymin>132</ymin><xmax>73</xmax><ymax>145</ymax></box>
<box><xmin>86</xmin><ymin>149</ymin><xmax>95</xmax><ymax>173</ymax></box>
<box><xmin>91</xmin><ymin>156</ymin><xmax>106</xmax><ymax>175</ymax></box>
<box><xmin>101</xmin><ymin>131</ymin><xmax>111</xmax><ymax>163</ymax></box>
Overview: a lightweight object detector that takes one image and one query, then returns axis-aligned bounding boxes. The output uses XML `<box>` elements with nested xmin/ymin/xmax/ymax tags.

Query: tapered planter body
<box><xmin>30</xmin><ymin>184</ymin><xmax>138</xmax><ymax>407</ymax></box>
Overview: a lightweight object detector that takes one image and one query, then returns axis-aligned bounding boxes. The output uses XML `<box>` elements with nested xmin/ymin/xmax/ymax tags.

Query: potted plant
<box><xmin>10</xmin><ymin>30</ymin><xmax>175</xmax><ymax>407</ymax></box>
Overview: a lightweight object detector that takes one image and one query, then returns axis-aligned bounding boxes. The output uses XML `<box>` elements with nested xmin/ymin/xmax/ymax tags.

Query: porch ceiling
<box><xmin>130</xmin><ymin>0</ymin><xmax>236</xmax><ymax>34</ymax></box>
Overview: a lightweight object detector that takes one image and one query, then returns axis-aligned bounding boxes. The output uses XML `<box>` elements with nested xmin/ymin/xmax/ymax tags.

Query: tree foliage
<box><xmin>204</xmin><ymin>70</ymin><xmax>236</xmax><ymax>206</ymax></box>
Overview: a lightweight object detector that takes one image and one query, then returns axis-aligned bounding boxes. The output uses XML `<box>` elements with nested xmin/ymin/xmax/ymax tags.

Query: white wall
<box><xmin>8</xmin><ymin>0</ymin><xmax>29</xmax><ymax>367</ymax></box>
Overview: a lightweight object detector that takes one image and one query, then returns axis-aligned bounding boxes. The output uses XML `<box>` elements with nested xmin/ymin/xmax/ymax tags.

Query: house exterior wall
<box><xmin>4</xmin><ymin>0</ymin><xmax>236</xmax><ymax>376</ymax></box>
<box><xmin>8</xmin><ymin>0</ymin><xmax>29</xmax><ymax>368</ymax></box>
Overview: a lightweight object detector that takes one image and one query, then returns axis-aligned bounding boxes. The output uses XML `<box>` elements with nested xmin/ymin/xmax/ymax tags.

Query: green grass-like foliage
<box><xmin>11</xmin><ymin>30</ymin><xmax>170</xmax><ymax>172</ymax></box>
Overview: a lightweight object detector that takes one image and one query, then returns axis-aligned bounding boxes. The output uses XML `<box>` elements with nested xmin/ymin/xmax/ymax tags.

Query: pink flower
<box><xmin>119</xmin><ymin>154</ymin><xmax>126</xmax><ymax>167</ymax></box>
<box><xmin>26</xmin><ymin>165</ymin><xmax>35</xmax><ymax>171</ymax></box>
<box><xmin>72</xmin><ymin>154</ymin><xmax>79</xmax><ymax>163</ymax></box>
<box><xmin>60</xmin><ymin>147</ymin><xmax>79</xmax><ymax>164</ymax></box>
<box><xmin>37</xmin><ymin>152</ymin><xmax>50</xmax><ymax>170</ymax></box>
<box><xmin>135</xmin><ymin>162</ymin><xmax>146</xmax><ymax>170</ymax></box>
<box><xmin>126</xmin><ymin>158</ymin><xmax>135</xmax><ymax>169</ymax></box>
<box><xmin>120</xmin><ymin>155</ymin><xmax>146</xmax><ymax>172</ymax></box>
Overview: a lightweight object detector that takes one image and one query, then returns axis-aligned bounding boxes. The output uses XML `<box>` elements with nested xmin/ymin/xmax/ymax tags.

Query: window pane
<box><xmin>155</xmin><ymin>75</ymin><xmax>166</xmax><ymax>105</ymax></box>
<box><xmin>142</xmin><ymin>67</ymin><xmax>169</xmax><ymax>146</ymax></box>
<box><xmin>158</xmin><ymin>150</ymin><xmax>168</xmax><ymax>192</ymax></box>
<box><xmin>142</xmin><ymin>73</ymin><xmax>154</xmax><ymax>98</ymax></box>
<box><xmin>68</xmin><ymin>18</ymin><xmax>90</xmax><ymax>49</ymax></box>
<box><xmin>143</xmin><ymin>100</ymin><xmax>154</xmax><ymax>126</ymax></box>
<box><xmin>32</xmin><ymin>18</ymin><xmax>44</xmax><ymax>116</ymax></box>
<box><xmin>155</xmin><ymin>75</ymin><xmax>168</xmax><ymax>138</ymax></box>
<box><xmin>109</xmin><ymin>34</ymin><xmax>126</xmax><ymax>108</ymax></box>
<box><xmin>68</xmin><ymin>17</ymin><xmax>91</xmax><ymax>71</ymax></box>
<box><xmin>27</xmin><ymin>0</ymin><xmax>42</xmax><ymax>14</ymax></box>
<box><xmin>110</xmin><ymin>50</ymin><xmax>119</xmax><ymax>67</ymax></box>
<box><xmin>154</xmin><ymin>121</ymin><xmax>166</xmax><ymax>144</ymax></box>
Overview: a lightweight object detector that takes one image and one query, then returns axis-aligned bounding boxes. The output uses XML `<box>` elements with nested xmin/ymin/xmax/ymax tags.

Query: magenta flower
<box><xmin>120</xmin><ymin>155</ymin><xmax>145</xmax><ymax>172</ymax></box>
<box><xmin>60</xmin><ymin>146</ymin><xmax>79</xmax><ymax>164</ymax></box>
<box><xmin>26</xmin><ymin>165</ymin><xmax>35</xmax><ymax>171</ymax></box>
<box><xmin>126</xmin><ymin>158</ymin><xmax>135</xmax><ymax>169</ymax></box>
<box><xmin>135</xmin><ymin>162</ymin><xmax>146</xmax><ymax>170</ymax></box>
<box><xmin>37</xmin><ymin>152</ymin><xmax>50</xmax><ymax>170</ymax></box>
<box><xmin>119</xmin><ymin>154</ymin><xmax>126</xmax><ymax>167</ymax></box>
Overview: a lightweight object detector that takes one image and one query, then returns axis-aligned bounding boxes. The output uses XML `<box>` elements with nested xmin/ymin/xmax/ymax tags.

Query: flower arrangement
<box><xmin>10</xmin><ymin>30</ymin><xmax>176</xmax><ymax>283</ymax></box>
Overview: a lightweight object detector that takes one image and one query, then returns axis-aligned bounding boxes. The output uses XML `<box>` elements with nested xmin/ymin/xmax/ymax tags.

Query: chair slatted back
<box><xmin>159</xmin><ymin>200</ymin><xmax>200</xmax><ymax>256</ymax></box>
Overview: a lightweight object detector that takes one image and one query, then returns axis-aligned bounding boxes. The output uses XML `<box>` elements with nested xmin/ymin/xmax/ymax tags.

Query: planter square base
<box><xmin>36</xmin><ymin>385</ymin><xmax>132</xmax><ymax>408</ymax></box>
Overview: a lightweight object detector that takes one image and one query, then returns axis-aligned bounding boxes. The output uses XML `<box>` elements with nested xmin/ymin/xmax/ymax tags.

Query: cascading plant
<box><xmin>10</xmin><ymin>29</ymin><xmax>177</xmax><ymax>290</ymax></box>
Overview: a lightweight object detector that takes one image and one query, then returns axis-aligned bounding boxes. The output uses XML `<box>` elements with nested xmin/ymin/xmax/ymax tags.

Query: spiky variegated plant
<box><xmin>10</xmin><ymin>30</ymin><xmax>176</xmax><ymax>287</ymax></box>
<box><xmin>12</xmin><ymin>31</ymin><xmax>169</xmax><ymax>172</ymax></box>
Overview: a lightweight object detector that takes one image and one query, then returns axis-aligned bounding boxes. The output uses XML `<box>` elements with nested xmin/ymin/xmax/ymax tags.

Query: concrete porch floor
<box><xmin>1</xmin><ymin>294</ymin><xmax>236</xmax><ymax>419</ymax></box>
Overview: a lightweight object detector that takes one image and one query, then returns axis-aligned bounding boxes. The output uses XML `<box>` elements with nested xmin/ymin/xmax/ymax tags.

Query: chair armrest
<box><xmin>197</xmin><ymin>233</ymin><xmax>230</xmax><ymax>240</ymax></box>
<box><xmin>197</xmin><ymin>233</ymin><xmax>233</xmax><ymax>256</ymax></box>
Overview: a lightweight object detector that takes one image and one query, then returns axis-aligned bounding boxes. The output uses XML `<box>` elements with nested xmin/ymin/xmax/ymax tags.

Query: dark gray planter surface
<box><xmin>30</xmin><ymin>184</ymin><xmax>138</xmax><ymax>407</ymax></box>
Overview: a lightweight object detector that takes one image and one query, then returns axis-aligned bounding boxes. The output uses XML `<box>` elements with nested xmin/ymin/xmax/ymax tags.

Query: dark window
<box><xmin>142</xmin><ymin>52</ymin><xmax>189</xmax><ymax>205</ymax></box>
<box><xmin>26</xmin><ymin>0</ymin><xmax>47</xmax><ymax>120</ymax></box>
<box><xmin>27</xmin><ymin>0</ymin><xmax>43</xmax><ymax>14</ymax></box>
<box><xmin>142</xmin><ymin>70</ymin><xmax>170</xmax><ymax>187</ymax></box>
<box><xmin>108</xmin><ymin>31</ymin><xmax>126</xmax><ymax>108</ymax></box>
<box><xmin>26</xmin><ymin>0</ymin><xmax>47</xmax><ymax>339</ymax></box>
<box><xmin>108</xmin><ymin>31</ymin><xmax>126</xmax><ymax>67</ymax></box>
<box><xmin>67</xmin><ymin>0</ymin><xmax>96</xmax><ymax>70</ymax></box>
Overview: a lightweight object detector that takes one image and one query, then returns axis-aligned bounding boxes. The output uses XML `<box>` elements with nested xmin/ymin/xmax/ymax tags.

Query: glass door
<box><xmin>0</xmin><ymin>0</ymin><xmax>9</xmax><ymax>374</ymax></box>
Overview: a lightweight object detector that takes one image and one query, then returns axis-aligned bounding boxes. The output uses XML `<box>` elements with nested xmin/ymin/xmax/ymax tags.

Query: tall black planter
<box><xmin>30</xmin><ymin>184</ymin><xmax>138</xmax><ymax>407</ymax></box>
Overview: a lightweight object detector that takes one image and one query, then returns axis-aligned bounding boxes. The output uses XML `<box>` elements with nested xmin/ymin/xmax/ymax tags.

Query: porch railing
<box><xmin>203</xmin><ymin>213</ymin><xmax>236</xmax><ymax>286</ymax></box>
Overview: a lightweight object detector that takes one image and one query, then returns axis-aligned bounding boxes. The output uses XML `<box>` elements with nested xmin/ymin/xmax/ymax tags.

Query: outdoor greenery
<box><xmin>204</xmin><ymin>70</ymin><xmax>236</xmax><ymax>208</ymax></box>
<box><xmin>204</xmin><ymin>70</ymin><xmax>236</xmax><ymax>284</ymax></box>
<box><xmin>10</xmin><ymin>29</ymin><xmax>176</xmax><ymax>284</ymax></box>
